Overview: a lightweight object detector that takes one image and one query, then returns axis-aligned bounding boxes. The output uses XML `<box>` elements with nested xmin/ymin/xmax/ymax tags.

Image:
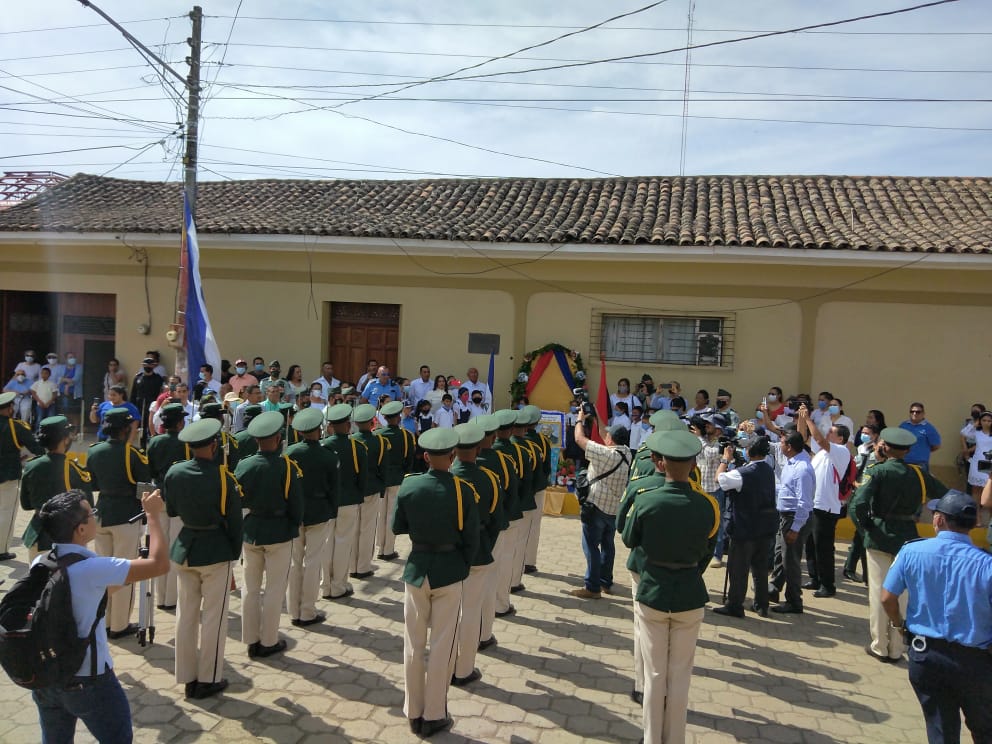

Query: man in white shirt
<box><xmin>798</xmin><ymin>406</ymin><xmax>851</xmax><ymax>597</ymax></box>
<box><xmin>462</xmin><ymin>367</ymin><xmax>492</xmax><ymax>408</ymax></box>
<box><xmin>198</xmin><ymin>364</ymin><xmax>222</xmax><ymax>398</ymax></box>
<box><xmin>311</xmin><ymin>362</ymin><xmax>342</xmax><ymax>400</ymax></box>
<box><xmin>409</xmin><ymin>365</ymin><xmax>433</xmax><ymax>408</ymax></box>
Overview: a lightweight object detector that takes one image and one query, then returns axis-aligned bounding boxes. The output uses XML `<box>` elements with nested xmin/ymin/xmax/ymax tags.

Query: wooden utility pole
<box><xmin>184</xmin><ymin>6</ymin><xmax>202</xmax><ymax>217</ymax></box>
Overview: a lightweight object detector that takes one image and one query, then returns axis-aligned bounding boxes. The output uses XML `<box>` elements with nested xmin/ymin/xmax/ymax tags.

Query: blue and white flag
<box><xmin>487</xmin><ymin>349</ymin><xmax>495</xmax><ymax>395</ymax></box>
<box><xmin>183</xmin><ymin>192</ymin><xmax>221</xmax><ymax>380</ymax></box>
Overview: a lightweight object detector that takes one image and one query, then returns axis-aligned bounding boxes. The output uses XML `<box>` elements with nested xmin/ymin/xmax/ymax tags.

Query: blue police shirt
<box><xmin>899</xmin><ymin>419</ymin><xmax>942</xmax><ymax>466</ymax></box>
<box><xmin>32</xmin><ymin>544</ymin><xmax>131</xmax><ymax>675</ymax></box>
<box><xmin>883</xmin><ymin>530</ymin><xmax>992</xmax><ymax>648</ymax></box>
<box><xmin>361</xmin><ymin>380</ymin><xmax>402</xmax><ymax>407</ymax></box>
<box><xmin>96</xmin><ymin>400</ymin><xmax>141</xmax><ymax>441</ymax></box>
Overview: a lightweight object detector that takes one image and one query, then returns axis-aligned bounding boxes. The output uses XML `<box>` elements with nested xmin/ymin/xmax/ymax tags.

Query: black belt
<box><xmin>411</xmin><ymin>542</ymin><xmax>456</xmax><ymax>553</ymax></box>
<box><xmin>648</xmin><ymin>560</ymin><xmax>698</xmax><ymax>569</ymax></box>
<box><xmin>909</xmin><ymin>634</ymin><xmax>992</xmax><ymax>657</ymax></box>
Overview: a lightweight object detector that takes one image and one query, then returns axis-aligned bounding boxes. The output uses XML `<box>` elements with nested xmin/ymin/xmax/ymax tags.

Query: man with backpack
<box><xmin>22</xmin><ymin>487</ymin><xmax>169</xmax><ymax>742</ymax></box>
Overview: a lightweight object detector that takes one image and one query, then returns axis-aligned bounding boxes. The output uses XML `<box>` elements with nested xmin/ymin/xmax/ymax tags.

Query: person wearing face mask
<box><xmin>686</xmin><ymin>390</ymin><xmax>713</xmax><ymax>419</ymax></box>
<box><xmin>14</xmin><ymin>350</ymin><xmax>41</xmax><ymax>384</ymax></box>
<box><xmin>609</xmin><ymin>379</ymin><xmax>636</xmax><ymax>425</ymax></box>
<box><xmin>612</xmin><ymin>401</ymin><xmax>632</xmax><ymax>430</ymax></box>
<box><xmin>629</xmin><ymin>406</ymin><xmax>650</xmax><ymax>450</ymax></box>
<box><xmin>812</xmin><ymin>398</ymin><xmax>856</xmax><ymax>455</ymax></box>
<box><xmin>670</xmin><ymin>396</ymin><xmax>688</xmax><ymax>420</ymax></box>
<box><xmin>55</xmin><ymin>352</ymin><xmax>83</xmax><ymax>420</ymax></box>
<box><xmin>764</xmin><ymin>387</ymin><xmax>786</xmax><ymax>421</ymax></box>
<box><xmin>3</xmin><ymin>368</ymin><xmax>35</xmax><ymax>422</ymax></box>
<box><xmin>130</xmin><ymin>357</ymin><xmax>164</xmax><ymax>448</ymax></box>
<box><xmin>966</xmin><ymin>411</ymin><xmax>992</xmax><ymax>502</ymax></box>
<box><xmin>714</xmin><ymin>389</ymin><xmax>740</xmax><ymax>428</ymax></box>
<box><xmin>0</xmin><ymin>391</ymin><xmax>45</xmax><ymax>560</ymax></box>
<box><xmin>454</xmin><ymin>388</ymin><xmax>473</xmax><ymax>424</ymax></box>
<box><xmin>958</xmin><ymin>404</ymin><xmax>985</xmax><ymax>477</ymax></box>
<box><xmin>434</xmin><ymin>393</ymin><xmax>456</xmax><ymax>429</ymax></box>
<box><xmin>810</xmin><ymin>391</ymin><xmax>833</xmax><ymax>427</ymax></box>
<box><xmin>844</xmin><ymin>425</ymin><xmax>881</xmax><ymax>583</ymax></box>
<box><xmin>227</xmin><ymin>358</ymin><xmax>259</xmax><ymax>396</ymax></box>
<box><xmin>43</xmin><ymin>353</ymin><xmax>65</xmax><ymax>392</ymax></box>
<box><xmin>467</xmin><ymin>392</ymin><xmax>488</xmax><ymax>420</ymax></box>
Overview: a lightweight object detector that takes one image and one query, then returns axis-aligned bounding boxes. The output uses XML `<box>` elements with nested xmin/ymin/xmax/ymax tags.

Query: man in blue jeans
<box><xmin>31</xmin><ymin>487</ymin><xmax>170</xmax><ymax>743</ymax></box>
<box><xmin>570</xmin><ymin>410</ymin><xmax>631</xmax><ymax>599</ymax></box>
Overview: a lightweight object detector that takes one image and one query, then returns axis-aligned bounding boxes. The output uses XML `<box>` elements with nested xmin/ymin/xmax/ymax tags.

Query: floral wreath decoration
<box><xmin>509</xmin><ymin>343</ymin><xmax>586</xmax><ymax>402</ymax></box>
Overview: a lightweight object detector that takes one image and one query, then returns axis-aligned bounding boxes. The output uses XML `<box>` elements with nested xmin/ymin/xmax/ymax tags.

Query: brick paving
<box><xmin>0</xmin><ymin>507</ymin><xmax>954</xmax><ymax>743</ymax></box>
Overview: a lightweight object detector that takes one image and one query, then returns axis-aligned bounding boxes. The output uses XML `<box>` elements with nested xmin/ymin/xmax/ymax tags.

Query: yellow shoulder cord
<box><xmin>497</xmin><ymin>451</ymin><xmax>514</xmax><ymax>483</ymax></box>
<box><xmin>219</xmin><ymin>465</ymin><xmax>229</xmax><ymax>516</ymax></box>
<box><xmin>184</xmin><ymin>443</ymin><xmax>191</xmax><ymax>460</ymax></box>
<box><xmin>9</xmin><ymin>419</ymin><xmax>22</xmax><ymax>450</ymax></box>
<box><xmin>63</xmin><ymin>457</ymin><xmax>72</xmax><ymax>490</ymax></box>
<box><xmin>350</xmin><ymin>439</ymin><xmax>360</xmax><ymax>473</ymax></box>
<box><xmin>512</xmin><ymin>443</ymin><xmax>526</xmax><ymax>475</ymax></box>
<box><xmin>482</xmin><ymin>468</ymin><xmax>499</xmax><ymax>513</ymax></box>
<box><xmin>690</xmin><ymin>480</ymin><xmax>722</xmax><ymax>539</ymax></box>
<box><xmin>124</xmin><ymin>444</ymin><xmax>138</xmax><ymax>485</ymax></box>
<box><xmin>376</xmin><ymin>434</ymin><xmax>387</xmax><ymax>466</ymax></box>
<box><xmin>402</xmin><ymin>429</ymin><xmax>411</xmax><ymax>459</ymax></box>
<box><xmin>65</xmin><ymin>458</ymin><xmax>92</xmax><ymax>488</ymax></box>
<box><xmin>539</xmin><ymin>433</ymin><xmax>551</xmax><ymax>459</ymax></box>
<box><xmin>909</xmin><ymin>464</ymin><xmax>927</xmax><ymax>504</ymax></box>
<box><xmin>454</xmin><ymin>477</ymin><xmax>464</xmax><ymax>530</ymax></box>
<box><xmin>282</xmin><ymin>454</ymin><xmax>291</xmax><ymax>500</ymax></box>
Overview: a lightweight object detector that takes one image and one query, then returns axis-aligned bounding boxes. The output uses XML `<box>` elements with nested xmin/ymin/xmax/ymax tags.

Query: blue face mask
<box><xmin>198</xmin><ymin>372</ymin><xmax>206</xmax><ymax>381</ymax></box>
<box><xmin>828</xmin><ymin>405</ymin><xmax>840</xmax><ymax>416</ymax></box>
<box><xmin>641</xmin><ymin>421</ymin><xmax>651</xmax><ymax>430</ymax></box>
<box><xmin>817</xmin><ymin>400</ymin><xmax>828</xmax><ymax>410</ymax></box>
<box><xmin>255</xmin><ymin>364</ymin><xmax>265</xmax><ymax>373</ymax></box>
<box><xmin>755</xmin><ymin>411</ymin><xmax>764</xmax><ymax>420</ymax></box>
<box><xmin>859</xmin><ymin>433</ymin><xmax>870</xmax><ymax>444</ymax></box>
<box><xmin>614</xmin><ymin>410</ymin><xmax>623</xmax><ymax>417</ymax></box>
<box><xmin>443</xmin><ymin>404</ymin><xmax>452</xmax><ymax>411</ymax></box>
<box><xmin>569</xmin><ymin>406</ymin><xmax>578</xmax><ymax>414</ymax></box>
<box><xmin>235</xmin><ymin>366</ymin><xmax>246</xmax><ymax>375</ymax></box>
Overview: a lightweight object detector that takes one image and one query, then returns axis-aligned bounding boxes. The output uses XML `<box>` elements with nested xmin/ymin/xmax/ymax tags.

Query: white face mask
<box><xmin>767</xmin><ymin>393</ymin><xmax>778</xmax><ymax>402</ymax></box>
<box><xmin>24</xmin><ymin>356</ymin><xmax>33</xmax><ymax>363</ymax></box>
<box><xmin>66</xmin><ymin>357</ymin><xmax>76</xmax><ymax>365</ymax></box>
<box><xmin>16</xmin><ymin>375</ymin><xmax>26</xmax><ymax>383</ymax></box>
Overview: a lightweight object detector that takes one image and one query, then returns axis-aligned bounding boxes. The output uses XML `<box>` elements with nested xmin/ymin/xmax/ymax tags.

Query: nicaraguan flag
<box><xmin>184</xmin><ymin>192</ymin><xmax>221</xmax><ymax>380</ymax></box>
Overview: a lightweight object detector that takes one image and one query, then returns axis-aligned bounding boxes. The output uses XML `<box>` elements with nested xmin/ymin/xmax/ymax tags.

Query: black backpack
<box><xmin>0</xmin><ymin>549</ymin><xmax>107</xmax><ymax>689</ymax></box>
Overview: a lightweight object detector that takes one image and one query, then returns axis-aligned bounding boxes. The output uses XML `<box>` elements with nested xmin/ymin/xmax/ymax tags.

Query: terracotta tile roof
<box><xmin>0</xmin><ymin>173</ymin><xmax>989</xmax><ymax>253</ymax></box>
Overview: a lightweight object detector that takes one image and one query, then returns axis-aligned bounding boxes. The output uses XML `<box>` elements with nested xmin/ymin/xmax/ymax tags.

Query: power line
<box><xmin>678</xmin><ymin>1</ymin><xmax>694</xmax><ymax>177</ymax></box>
<box><xmin>0</xmin><ymin>16</ymin><xmax>184</xmax><ymax>36</ymax></box>
<box><xmin>0</xmin><ymin>105</ymin><xmax>179</xmax><ymax>126</ymax></box>
<box><xmin>0</xmin><ymin>43</ymin><xmax>189</xmax><ymax>64</ymax></box>
<box><xmin>0</xmin><ymin>141</ymin><xmax>172</xmax><ymax>161</ymax></box>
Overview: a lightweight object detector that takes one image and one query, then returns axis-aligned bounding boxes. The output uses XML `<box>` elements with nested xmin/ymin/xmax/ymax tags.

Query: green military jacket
<box><xmin>146</xmin><ymin>431</ymin><xmax>190</xmax><ymax>484</ymax></box>
<box><xmin>477</xmin><ymin>447</ymin><xmax>512</xmax><ymax>532</ymax></box>
<box><xmin>379</xmin><ymin>425</ymin><xmax>416</xmax><ymax>487</ymax></box>
<box><xmin>617</xmin><ymin>470</ymin><xmax>667</xmax><ymax>573</ymax></box>
<box><xmin>285</xmin><ymin>439</ymin><xmax>339</xmax><ymax>524</ymax></box>
<box><xmin>502</xmin><ymin>436</ymin><xmax>537</xmax><ymax>512</ymax></box>
<box><xmin>163</xmin><ymin>457</ymin><xmax>243</xmax><ymax>566</ymax></box>
<box><xmin>233</xmin><ymin>429</ymin><xmax>259</xmax><ymax>459</ymax></box>
<box><xmin>87</xmin><ymin>438</ymin><xmax>151</xmax><ymax>526</ymax></box>
<box><xmin>352</xmin><ymin>430</ymin><xmax>387</xmax><ymax>496</ymax></box>
<box><xmin>489</xmin><ymin>440</ymin><xmax>523</xmax><ymax>521</ymax></box>
<box><xmin>321</xmin><ymin>433</ymin><xmax>367</xmax><ymax>507</ymax></box>
<box><xmin>391</xmin><ymin>469</ymin><xmax>480</xmax><ymax>588</ymax></box>
<box><xmin>849</xmin><ymin>458</ymin><xmax>947</xmax><ymax>556</ymax></box>
<box><xmin>451</xmin><ymin>459</ymin><xmax>501</xmax><ymax>566</ymax></box>
<box><xmin>524</xmin><ymin>429</ymin><xmax>552</xmax><ymax>494</ymax></box>
<box><xmin>212</xmin><ymin>430</ymin><xmax>240</xmax><ymax>472</ymax></box>
<box><xmin>629</xmin><ymin>444</ymin><xmax>655</xmax><ymax>479</ymax></box>
<box><xmin>621</xmin><ymin>480</ymin><xmax>720</xmax><ymax>612</ymax></box>
<box><xmin>0</xmin><ymin>413</ymin><xmax>44</xmax><ymax>482</ymax></box>
<box><xmin>20</xmin><ymin>453</ymin><xmax>92</xmax><ymax>549</ymax></box>
<box><xmin>234</xmin><ymin>451</ymin><xmax>304</xmax><ymax>545</ymax></box>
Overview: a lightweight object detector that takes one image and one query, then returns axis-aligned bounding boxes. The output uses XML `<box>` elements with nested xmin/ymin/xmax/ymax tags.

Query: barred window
<box><xmin>594</xmin><ymin>313</ymin><xmax>733</xmax><ymax>367</ymax></box>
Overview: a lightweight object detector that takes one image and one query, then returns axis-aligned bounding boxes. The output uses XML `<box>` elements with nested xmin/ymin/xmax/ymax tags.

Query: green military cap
<box><xmin>247</xmin><ymin>410</ymin><xmax>285</xmax><ymax>439</ymax></box>
<box><xmin>523</xmin><ymin>404</ymin><xmax>543</xmax><ymax>426</ymax></box>
<box><xmin>199</xmin><ymin>402</ymin><xmax>224</xmax><ymax>420</ymax></box>
<box><xmin>352</xmin><ymin>403</ymin><xmax>376</xmax><ymax>423</ymax></box>
<box><xmin>0</xmin><ymin>391</ymin><xmax>16</xmax><ymax>408</ymax></box>
<box><xmin>455</xmin><ymin>423</ymin><xmax>485</xmax><ymax>448</ymax></box>
<box><xmin>159</xmin><ymin>402</ymin><xmax>188</xmax><ymax>423</ymax></box>
<box><xmin>653</xmin><ymin>430</ymin><xmax>703</xmax><ymax>461</ymax></box>
<box><xmin>474</xmin><ymin>414</ymin><xmax>499</xmax><ymax>434</ymax></box>
<box><xmin>179</xmin><ymin>417</ymin><xmax>221</xmax><ymax>446</ymax></box>
<box><xmin>243</xmin><ymin>404</ymin><xmax>263</xmax><ymax>419</ymax></box>
<box><xmin>292</xmin><ymin>407</ymin><xmax>324</xmax><ymax>433</ymax></box>
<box><xmin>103</xmin><ymin>407</ymin><xmax>135</xmax><ymax>427</ymax></box>
<box><xmin>880</xmin><ymin>426</ymin><xmax>917</xmax><ymax>448</ymax></box>
<box><xmin>493</xmin><ymin>409</ymin><xmax>518</xmax><ymax>429</ymax></box>
<box><xmin>419</xmin><ymin>427</ymin><xmax>459</xmax><ymax>454</ymax></box>
<box><xmin>39</xmin><ymin>415</ymin><xmax>71</xmax><ymax>438</ymax></box>
<box><xmin>325</xmin><ymin>402</ymin><xmax>353</xmax><ymax>423</ymax></box>
<box><xmin>380</xmin><ymin>400</ymin><xmax>404</xmax><ymax>417</ymax></box>
<box><xmin>649</xmin><ymin>410</ymin><xmax>682</xmax><ymax>431</ymax></box>
<box><xmin>278</xmin><ymin>402</ymin><xmax>295</xmax><ymax>414</ymax></box>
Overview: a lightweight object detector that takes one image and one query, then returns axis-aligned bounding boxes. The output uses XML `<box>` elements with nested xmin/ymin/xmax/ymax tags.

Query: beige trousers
<box><xmin>288</xmin><ymin>521</ymin><xmax>331</xmax><ymax>621</ymax></box>
<box><xmin>155</xmin><ymin>515</ymin><xmax>184</xmax><ymax>607</ymax></box>
<box><xmin>479</xmin><ymin>536</ymin><xmax>503</xmax><ymax>642</ymax></box>
<box><xmin>636</xmin><ymin>604</ymin><xmax>704</xmax><ymax>744</ymax></box>
<box><xmin>242</xmin><ymin>540</ymin><xmax>292</xmax><ymax>647</ymax></box>
<box><xmin>867</xmin><ymin>548</ymin><xmax>907</xmax><ymax>659</ymax></box>
<box><xmin>630</xmin><ymin>570</ymin><xmax>644</xmax><ymax>694</ymax></box>
<box><xmin>322</xmin><ymin>505</ymin><xmax>357</xmax><ymax>597</ymax></box>
<box><xmin>403</xmin><ymin>577</ymin><xmax>462</xmax><ymax>722</ymax></box>
<box><xmin>94</xmin><ymin>521</ymin><xmax>140</xmax><ymax>632</ymax></box>
<box><xmin>0</xmin><ymin>479</ymin><xmax>19</xmax><ymax>554</ymax></box>
<box><xmin>524</xmin><ymin>489</ymin><xmax>546</xmax><ymax>565</ymax></box>
<box><xmin>351</xmin><ymin>493</ymin><xmax>379</xmax><ymax>574</ymax></box>
<box><xmin>510</xmin><ymin>511</ymin><xmax>530</xmax><ymax>587</ymax></box>
<box><xmin>454</xmin><ymin>562</ymin><xmax>494</xmax><ymax>678</ymax></box>
<box><xmin>175</xmin><ymin>560</ymin><xmax>232</xmax><ymax>685</ymax></box>
<box><xmin>376</xmin><ymin>485</ymin><xmax>399</xmax><ymax>556</ymax></box>
<box><xmin>495</xmin><ymin>520</ymin><xmax>523</xmax><ymax>613</ymax></box>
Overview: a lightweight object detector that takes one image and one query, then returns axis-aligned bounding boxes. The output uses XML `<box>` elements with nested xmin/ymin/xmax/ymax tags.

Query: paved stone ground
<box><xmin>0</xmin><ymin>507</ymin><xmax>959</xmax><ymax>744</ymax></box>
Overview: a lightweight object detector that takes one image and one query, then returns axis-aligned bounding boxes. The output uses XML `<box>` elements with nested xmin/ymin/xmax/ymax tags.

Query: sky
<box><xmin>1</xmin><ymin>0</ymin><xmax>990</xmax><ymax>184</ymax></box>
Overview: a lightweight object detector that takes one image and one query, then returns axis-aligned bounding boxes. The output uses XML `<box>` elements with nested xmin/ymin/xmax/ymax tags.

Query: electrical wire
<box><xmin>0</xmin><ymin>16</ymin><xmax>185</xmax><ymax>36</ymax></box>
<box><xmin>0</xmin><ymin>141</ymin><xmax>171</xmax><ymax>161</ymax></box>
<box><xmin>0</xmin><ymin>43</ymin><xmax>189</xmax><ymax>64</ymax></box>
<box><xmin>390</xmin><ymin>239</ymin><xmax>573</xmax><ymax>276</ymax></box>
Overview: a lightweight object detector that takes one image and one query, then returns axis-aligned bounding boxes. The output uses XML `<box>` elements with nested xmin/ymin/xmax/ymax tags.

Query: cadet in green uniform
<box><xmin>87</xmin><ymin>406</ymin><xmax>151</xmax><ymax>637</ymax></box>
<box><xmin>320</xmin><ymin>403</ymin><xmax>367</xmax><ymax>600</ymax></box>
<box><xmin>621</xmin><ymin>430</ymin><xmax>720</xmax><ymax>744</ymax></box>
<box><xmin>450</xmin><ymin>423</ymin><xmax>501</xmax><ymax>686</ymax></box>
<box><xmin>0</xmin><ymin>390</ymin><xmax>44</xmax><ymax>560</ymax></box>
<box><xmin>474</xmin><ymin>414</ymin><xmax>511</xmax><ymax>648</ymax></box>
<box><xmin>285</xmin><ymin>407</ymin><xmax>338</xmax><ymax>627</ymax></box>
<box><xmin>522</xmin><ymin>405</ymin><xmax>552</xmax><ymax>574</ymax></box>
<box><xmin>234</xmin><ymin>411</ymin><xmax>304</xmax><ymax>658</ymax></box>
<box><xmin>199</xmin><ymin>402</ymin><xmax>240</xmax><ymax>471</ymax></box>
<box><xmin>509</xmin><ymin>415</ymin><xmax>538</xmax><ymax>593</ymax></box>
<box><xmin>233</xmin><ymin>404</ymin><xmax>263</xmax><ymax>459</ymax></box>
<box><xmin>163</xmin><ymin>418</ymin><xmax>243</xmax><ymax>700</ymax></box>
<box><xmin>19</xmin><ymin>415</ymin><xmax>92</xmax><ymax>559</ymax></box>
<box><xmin>350</xmin><ymin>404</ymin><xmax>387</xmax><ymax>579</ymax></box>
<box><xmin>491</xmin><ymin>409</ymin><xmax>524</xmax><ymax>617</ymax></box>
<box><xmin>376</xmin><ymin>400</ymin><xmax>416</xmax><ymax>561</ymax></box>
<box><xmin>392</xmin><ymin>427</ymin><xmax>480</xmax><ymax>738</ymax></box>
<box><xmin>147</xmin><ymin>402</ymin><xmax>190</xmax><ymax>610</ymax></box>
<box><xmin>628</xmin><ymin>411</ymin><xmax>683</xmax><ymax>480</ymax></box>
<box><xmin>849</xmin><ymin>426</ymin><xmax>948</xmax><ymax>662</ymax></box>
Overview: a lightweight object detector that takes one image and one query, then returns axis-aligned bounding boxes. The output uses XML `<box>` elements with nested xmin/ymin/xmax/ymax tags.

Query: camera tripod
<box><xmin>128</xmin><ymin>511</ymin><xmax>155</xmax><ymax>646</ymax></box>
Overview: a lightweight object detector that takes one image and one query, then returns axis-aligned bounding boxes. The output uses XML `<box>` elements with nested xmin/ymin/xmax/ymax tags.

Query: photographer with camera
<box><xmin>697</xmin><ymin>414</ymin><xmax>729</xmax><ymax>568</ymax></box>
<box><xmin>570</xmin><ymin>407</ymin><xmax>631</xmax><ymax>599</ymax></box>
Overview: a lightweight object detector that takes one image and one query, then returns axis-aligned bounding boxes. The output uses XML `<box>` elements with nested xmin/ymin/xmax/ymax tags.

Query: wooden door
<box><xmin>328</xmin><ymin>302</ymin><xmax>400</xmax><ymax>386</ymax></box>
<box><xmin>0</xmin><ymin>291</ymin><xmax>56</xmax><ymax>376</ymax></box>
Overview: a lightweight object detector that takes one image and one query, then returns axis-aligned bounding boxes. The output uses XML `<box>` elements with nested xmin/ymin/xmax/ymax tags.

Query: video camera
<box><xmin>573</xmin><ymin>387</ymin><xmax>599</xmax><ymax>437</ymax></box>
<box><xmin>717</xmin><ymin>426</ymin><xmax>747</xmax><ymax>468</ymax></box>
<box><xmin>977</xmin><ymin>450</ymin><xmax>992</xmax><ymax>473</ymax></box>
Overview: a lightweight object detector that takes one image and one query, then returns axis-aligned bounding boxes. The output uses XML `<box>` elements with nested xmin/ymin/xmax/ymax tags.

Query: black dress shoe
<box><xmin>247</xmin><ymin>642</ymin><xmax>261</xmax><ymax>658</ymax></box>
<box><xmin>0</xmin><ymin>552</ymin><xmax>16</xmax><ymax>561</ymax></box>
<box><xmin>193</xmin><ymin>679</ymin><xmax>228</xmax><ymax>699</ymax></box>
<box><xmin>451</xmin><ymin>668</ymin><xmax>482</xmax><ymax>686</ymax></box>
<box><xmin>478</xmin><ymin>636</ymin><xmax>498</xmax><ymax>651</ymax></box>
<box><xmin>184</xmin><ymin>681</ymin><xmax>199</xmax><ymax>699</ymax></box>
<box><xmin>409</xmin><ymin>717</ymin><xmax>423</xmax><ymax>735</ymax></box>
<box><xmin>253</xmin><ymin>640</ymin><xmax>287</xmax><ymax>658</ymax></box>
<box><xmin>524</xmin><ymin>564</ymin><xmax>537</xmax><ymax>574</ymax></box>
<box><xmin>495</xmin><ymin>605</ymin><xmax>516</xmax><ymax>618</ymax></box>
<box><xmin>842</xmin><ymin>569</ymin><xmax>859</xmax><ymax>582</ymax></box>
<box><xmin>510</xmin><ymin>583</ymin><xmax>525</xmax><ymax>594</ymax></box>
<box><xmin>630</xmin><ymin>690</ymin><xmax>643</xmax><ymax>705</ymax></box>
<box><xmin>107</xmin><ymin>623</ymin><xmax>139</xmax><ymax>640</ymax></box>
<box><xmin>377</xmin><ymin>552</ymin><xmax>399</xmax><ymax>561</ymax></box>
<box><xmin>767</xmin><ymin>587</ymin><xmax>780</xmax><ymax>603</ymax></box>
<box><xmin>350</xmin><ymin>570</ymin><xmax>375</xmax><ymax>579</ymax></box>
<box><xmin>156</xmin><ymin>604</ymin><xmax>176</xmax><ymax>611</ymax></box>
<box><xmin>813</xmin><ymin>587</ymin><xmax>836</xmax><ymax>598</ymax></box>
<box><xmin>291</xmin><ymin>612</ymin><xmax>326</xmax><ymax>627</ymax></box>
<box><xmin>770</xmin><ymin>603</ymin><xmax>803</xmax><ymax>614</ymax></box>
<box><xmin>752</xmin><ymin>605</ymin><xmax>769</xmax><ymax>618</ymax></box>
<box><xmin>420</xmin><ymin>717</ymin><xmax>453</xmax><ymax>738</ymax></box>
<box><xmin>711</xmin><ymin>605</ymin><xmax>745</xmax><ymax>618</ymax></box>
<box><xmin>327</xmin><ymin>588</ymin><xmax>355</xmax><ymax>600</ymax></box>
<box><xmin>802</xmin><ymin>580</ymin><xmax>819</xmax><ymax>590</ymax></box>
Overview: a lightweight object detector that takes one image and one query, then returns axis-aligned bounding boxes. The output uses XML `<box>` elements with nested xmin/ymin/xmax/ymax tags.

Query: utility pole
<box><xmin>184</xmin><ymin>6</ymin><xmax>202</xmax><ymax>218</ymax></box>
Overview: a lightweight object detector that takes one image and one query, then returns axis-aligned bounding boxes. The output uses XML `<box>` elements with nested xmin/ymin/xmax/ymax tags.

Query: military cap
<box><xmin>493</xmin><ymin>409</ymin><xmax>518</xmax><ymax>429</ymax></box>
<box><xmin>247</xmin><ymin>410</ymin><xmax>285</xmax><ymax>439</ymax></box>
<box><xmin>142</xmin><ymin>356</ymin><xmax>155</xmax><ymax>365</ymax></box>
<box><xmin>522</xmin><ymin>405</ymin><xmax>543</xmax><ymax>425</ymax></box>
<box><xmin>474</xmin><ymin>414</ymin><xmax>499</xmax><ymax>434</ymax></box>
<box><xmin>419</xmin><ymin>427</ymin><xmax>459</xmax><ymax>454</ymax></box>
<box><xmin>880</xmin><ymin>426</ymin><xmax>917</xmax><ymax>448</ymax></box>
<box><xmin>179</xmin><ymin>417</ymin><xmax>221</xmax><ymax>446</ymax></box>
<box><xmin>39</xmin><ymin>415</ymin><xmax>72</xmax><ymax>438</ymax></box>
<box><xmin>292</xmin><ymin>407</ymin><xmax>325</xmax><ymax>433</ymax></box>
<box><xmin>717</xmin><ymin>388</ymin><xmax>731</xmax><ymax>398</ymax></box>
<box><xmin>652</xmin><ymin>430</ymin><xmax>703</xmax><ymax>461</ymax></box>
<box><xmin>0</xmin><ymin>391</ymin><xmax>17</xmax><ymax>408</ymax></box>
<box><xmin>159</xmin><ymin>402</ymin><xmax>188</xmax><ymax>423</ymax></box>
<box><xmin>927</xmin><ymin>490</ymin><xmax>978</xmax><ymax>520</ymax></box>
<box><xmin>341</xmin><ymin>386</ymin><xmax>355</xmax><ymax>396</ymax></box>
<box><xmin>649</xmin><ymin>410</ymin><xmax>682</xmax><ymax>431</ymax></box>
<box><xmin>269</xmin><ymin>360</ymin><xmax>281</xmax><ymax>368</ymax></box>
<box><xmin>325</xmin><ymin>402</ymin><xmax>353</xmax><ymax>423</ymax></box>
<box><xmin>454</xmin><ymin>423</ymin><xmax>485</xmax><ymax>448</ymax></box>
<box><xmin>380</xmin><ymin>400</ymin><xmax>404</xmax><ymax>417</ymax></box>
<box><xmin>277</xmin><ymin>402</ymin><xmax>295</xmax><ymax>414</ymax></box>
<box><xmin>352</xmin><ymin>403</ymin><xmax>377</xmax><ymax>423</ymax></box>
<box><xmin>200</xmin><ymin>402</ymin><xmax>224</xmax><ymax>420</ymax></box>
<box><xmin>243</xmin><ymin>404</ymin><xmax>263</xmax><ymax>419</ymax></box>
<box><xmin>103</xmin><ymin>407</ymin><xmax>135</xmax><ymax>427</ymax></box>
<box><xmin>703</xmin><ymin>413</ymin><xmax>728</xmax><ymax>430</ymax></box>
